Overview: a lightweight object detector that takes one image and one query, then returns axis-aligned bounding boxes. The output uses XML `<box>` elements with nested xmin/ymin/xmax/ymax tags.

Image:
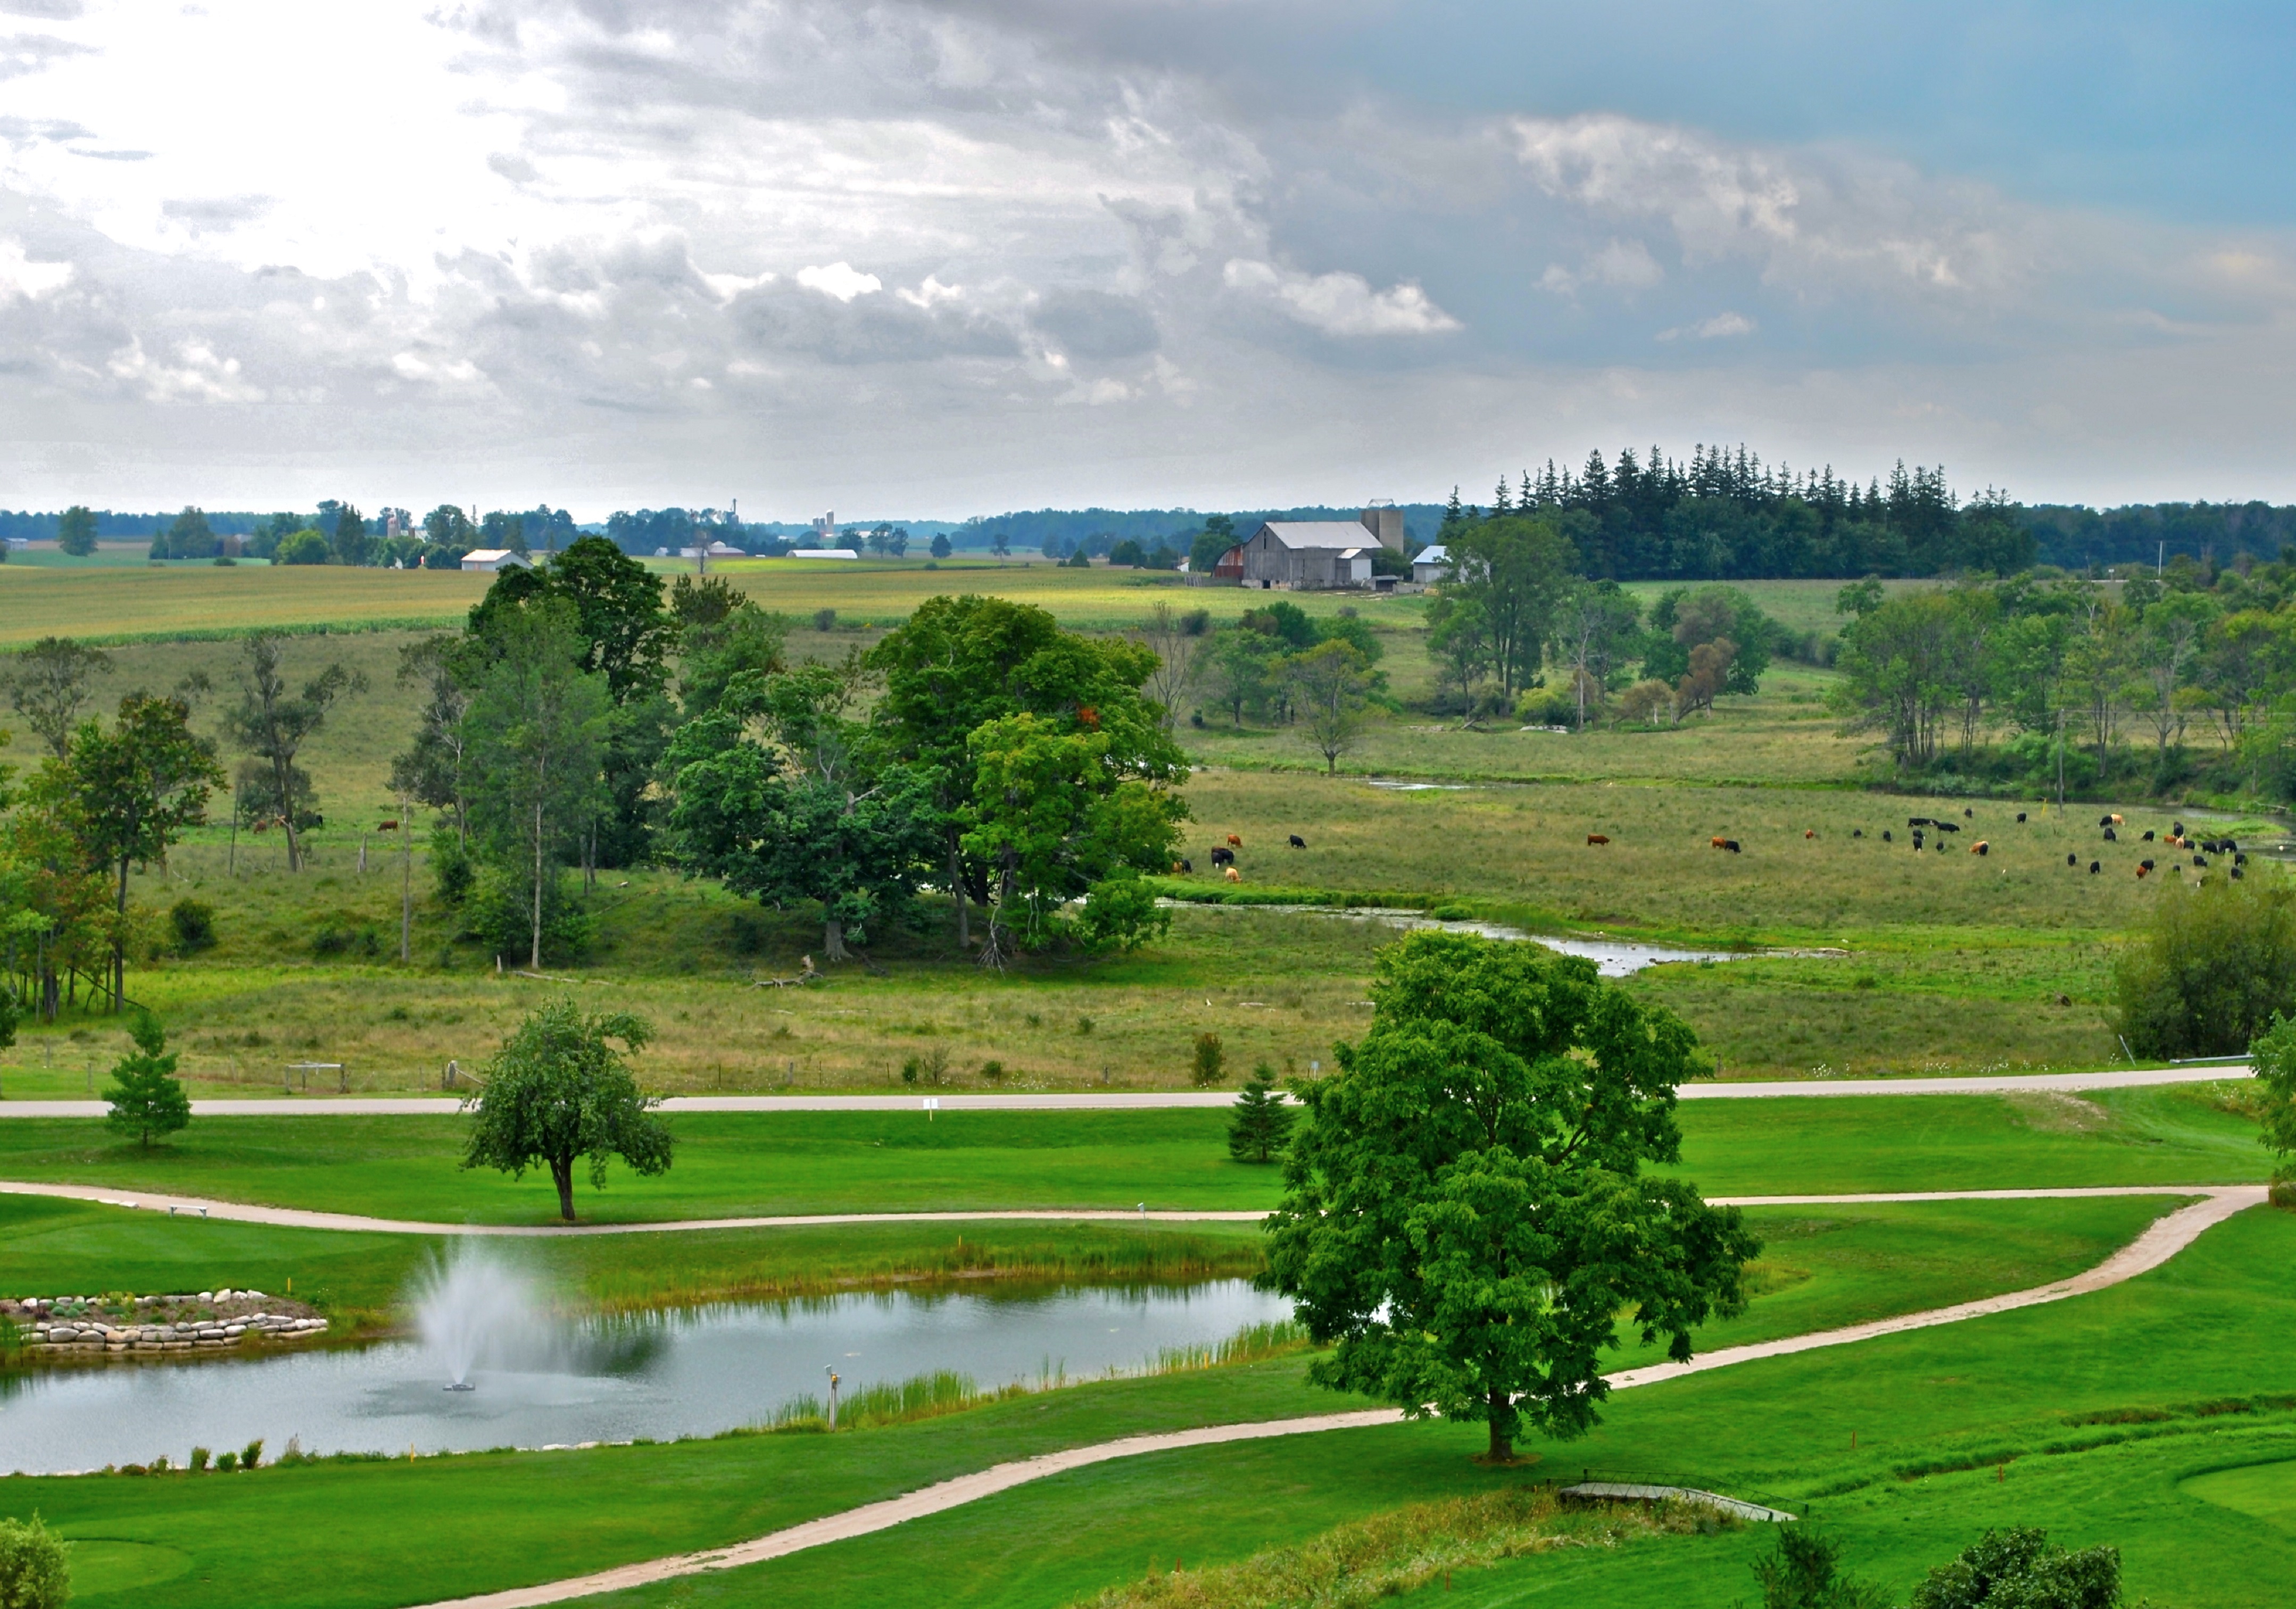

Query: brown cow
<box><xmin>1223</xmin><ymin>865</ymin><xmax>1241</xmax><ymax>883</ymax></box>
<box><xmin>1225</xmin><ymin>833</ymin><xmax>1242</xmax><ymax>848</ymax></box>
<box><xmin>1805</xmin><ymin>830</ymin><xmax>1816</xmax><ymax>839</ymax></box>
<box><xmin>1587</xmin><ymin>834</ymin><xmax>1610</xmax><ymax>845</ymax></box>
<box><xmin>377</xmin><ymin>820</ymin><xmax>399</xmax><ymax>832</ymax></box>
<box><xmin>1970</xmin><ymin>841</ymin><xmax>1988</xmax><ymax>856</ymax></box>
<box><xmin>1711</xmin><ymin>836</ymin><xmax>1728</xmax><ymax>849</ymax></box>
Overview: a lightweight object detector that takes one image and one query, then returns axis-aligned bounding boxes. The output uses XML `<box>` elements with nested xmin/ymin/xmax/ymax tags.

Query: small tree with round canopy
<box><xmin>461</xmin><ymin>1000</ymin><xmax>672</xmax><ymax>1221</ymax></box>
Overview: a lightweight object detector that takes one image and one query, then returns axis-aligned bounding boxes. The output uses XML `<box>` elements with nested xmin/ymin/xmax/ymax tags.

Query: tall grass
<box><xmin>1148</xmin><ymin>1318</ymin><xmax>1309</xmax><ymax>1373</ymax></box>
<box><xmin>1064</xmin><ymin>1484</ymin><xmax>1734</xmax><ymax>1607</ymax></box>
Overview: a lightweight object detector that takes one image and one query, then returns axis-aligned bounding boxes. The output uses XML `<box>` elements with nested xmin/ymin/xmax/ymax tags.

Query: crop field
<box><xmin>2</xmin><ymin>557</ymin><xmax>2291</xmax><ymax>1609</ymax></box>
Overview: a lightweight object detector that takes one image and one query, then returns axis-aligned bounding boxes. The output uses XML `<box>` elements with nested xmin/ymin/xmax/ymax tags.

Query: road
<box><xmin>0</xmin><ymin>1063</ymin><xmax>2251</xmax><ymax>1118</ymax></box>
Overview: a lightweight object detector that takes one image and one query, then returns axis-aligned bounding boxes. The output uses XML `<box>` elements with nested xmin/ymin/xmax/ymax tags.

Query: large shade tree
<box><xmin>223</xmin><ymin>634</ymin><xmax>365</xmax><ymax>872</ymax></box>
<box><xmin>667</xmin><ymin>661</ymin><xmax>940</xmax><ymax>961</ymax></box>
<box><xmin>1263</xmin><ymin>930</ymin><xmax>1759</xmax><ymax>1463</ymax></box>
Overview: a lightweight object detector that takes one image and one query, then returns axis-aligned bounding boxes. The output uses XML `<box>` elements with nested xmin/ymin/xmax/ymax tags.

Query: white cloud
<box><xmin>1657</xmin><ymin>311</ymin><xmax>1756</xmax><ymax>342</ymax></box>
<box><xmin>0</xmin><ymin>236</ymin><xmax>70</xmax><ymax>296</ymax></box>
<box><xmin>796</xmin><ymin>261</ymin><xmax>884</xmax><ymax>302</ymax></box>
<box><xmin>1540</xmin><ymin>237</ymin><xmax>1664</xmax><ymax>295</ymax></box>
<box><xmin>107</xmin><ymin>335</ymin><xmax>261</xmax><ymax>402</ymax></box>
<box><xmin>1221</xmin><ymin>258</ymin><xmax>1461</xmax><ymax>336</ymax></box>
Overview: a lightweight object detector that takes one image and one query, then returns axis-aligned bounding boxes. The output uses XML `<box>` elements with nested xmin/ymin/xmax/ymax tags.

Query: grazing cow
<box><xmin>1853</xmin><ymin>828</ymin><xmax>1864</xmax><ymax>838</ymax></box>
<box><xmin>1223</xmin><ymin>865</ymin><xmax>1242</xmax><ymax>883</ymax></box>
<box><xmin>2173</xmin><ymin>820</ymin><xmax>2186</xmax><ymax>837</ymax></box>
<box><xmin>377</xmin><ymin>820</ymin><xmax>399</xmax><ymax>833</ymax></box>
<box><xmin>1587</xmin><ymin>834</ymin><xmax>1611</xmax><ymax>845</ymax></box>
<box><xmin>1712</xmin><ymin>836</ymin><xmax>1728</xmax><ymax>849</ymax></box>
<box><xmin>1288</xmin><ymin>834</ymin><xmax>1307</xmax><ymax>849</ymax></box>
<box><xmin>1210</xmin><ymin>846</ymin><xmax>1234</xmax><ymax>867</ymax></box>
<box><xmin>1964</xmin><ymin>808</ymin><xmax>1975</xmax><ymax>818</ymax></box>
<box><xmin>1172</xmin><ymin>859</ymin><xmax>1193</xmax><ymax>874</ymax></box>
<box><xmin>2067</xmin><ymin>853</ymin><xmax>2078</xmax><ymax>867</ymax></box>
<box><xmin>1909</xmin><ymin>817</ymin><xmax>1933</xmax><ymax>827</ymax></box>
<box><xmin>2103</xmin><ymin>827</ymin><xmax>2117</xmax><ymax>842</ymax></box>
<box><xmin>1722</xmin><ymin>840</ymin><xmax>1742</xmax><ymax>853</ymax></box>
<box><xmin>1971</xmin><ymin>841</ymin><xmax>1989</xmax><ymax>856</ymax></box>
<box><xmin>2137</xmin><ymin>865</ymin><xmax>2150</xmax><ymax>878</ymax></box>
<box><xmin>1226</xmin><ymin>833</ymin><xmax>1242</xmax><ymax>848</ymax></box>
<box><xmin>2236</xmin><ymin>852</ymin><xmax>2249</xmax><ymax>865</ymax></box>
<box><xmin>1913</xmin><ymin>831</ymin><xmax>1926</xmax><ymax>849</ymax></box>
<box><xmin>1882</xmin><ymin>830</ymin><xmax>1893</xmax><ymax>842</ymax></box>
<box><xmin>1936</xmin><ymin>821</ymin><xmax>1959</xmax><ymax>833</ymax></box>
<box><xmin>2194</xmin><ymin>855</ymin><xmax>2208</xmax><ymax>868</ymax></box>
<box><xmin>2098</xmin><ymin>815</ymin><xmax>2114</xmax><ymax>827</ymax></box>
<box><xmin>2090</xmin><ymin>860</ymin><xmax>2101</xmax><ymax>874</ymax></box>
<box><xmin>1805</xmin><ymin>829</ymin><xmax>1817</xmax><ymax>839</ymax></box>
<box><xmin>2141</xmin><ymin>859</ymin><xmax>2156</xmax><ymax>871</ymax></box>
<box><xmin>2016</xmin><ymin>812</ymin><xmax>2028</xmax><ymax>823</ymax></box>
<box><xmin>2142</xmin><ymin>830</ymin><xmax>2155</xmax><ymax>842</ymax></box>
<box><xmin>2234</xmin><ymin>867</ymin><xmax>2247</xmax><ymax>880</ymax></box>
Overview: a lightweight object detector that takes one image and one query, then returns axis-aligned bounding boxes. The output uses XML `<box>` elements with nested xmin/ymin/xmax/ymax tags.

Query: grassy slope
<box><xmin>11</xmin><ymin>1204</ymin><xmax>2289</xmax><ymax>1608</ymax></box>
<box><xmin>0</xmin><ymin>1087</ymin><xmax>2264</xmax><ymax>1226</ymax></box>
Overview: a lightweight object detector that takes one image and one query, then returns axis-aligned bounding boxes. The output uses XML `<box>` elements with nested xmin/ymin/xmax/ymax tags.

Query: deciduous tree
<box><xmin>460</xmin><ymin>1000</ymin><xmax>672</xmax><ymax>1221</ymax></box>
<box><xmin>225</xmin><ymin>635</ymin><xmax>364</xmax><ymax>872</ymax></box>
<box><xmin>1263</xmin><ymin>930</ymin><xmax>1757</xmax><ymax>1463</ymax></box>
<box><xmin>4</xmin><ymin>636</ymin><xmax>112</xmax><ymax>760</ymax></box>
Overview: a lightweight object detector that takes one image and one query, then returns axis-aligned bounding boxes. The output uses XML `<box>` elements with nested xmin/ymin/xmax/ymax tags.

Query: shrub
<box><xmin>1748</xmin><ymin>1525</ymin><xmax>1889</xmax><ymax>1607</ymax></box>
<box><xmin>214</xmin><ymin>1450</ymin><xmax>238</xmax><ymax>1472</ymax></box>
<box><xmin>1909</xmin><ymin>1527</ymin><xmax>2119</xmax><ymax>1609</ymax></box>
<box><xmin>814</xmin><ymin>608</ymin><xmax>837</xmax><ymax>631</ymax></box>
<box><xmin>1192</xmin><ymin>1031</ymin><xmax>1226</xmax><ymax>1087</ymax></box>
<box><xmin>0</xmin><ymin>1514</ymin><xmax>70</xmax><ymax>1608</ymax></box>
<box><xmin>312</xmin><ymin>923</ymin><xmax>382</xmax><ymax>958</ymax></box>
<box><xmin>467</xmin><ymin>865</ymin><xmax>592</xmax><ymax>964</ymax></box>
<box><xmin>900</xmin><ymin>1056</ymin><xmax>921</xmax><ymax>1085</ymax></box>
<box><xmin>977</xmin><ymin>1059</ymin><xmax>1006</xmax><ymax>1084</ymax></box>
<box><xmin>241</xmin><ymin>1438</ymin><xmax>264</xmax><ymax>1470</ymax></box>
<box><xmin>169</xmin><ymin>898</ymin><xmax>218</xmax><ymax>955</ymax></box>
<box><xmin>430</xmin><ymin>830</ymin><xmax>476</xmax><ymax>908</ymax></box>
<box><xmin>1179</xmin><ymin>608</ymin><xmax>1211</xmax><ymax>636</ymax></box>
<box><xmin>2115</xmin><ymin>876</ymin><xmax>2296</xmax><ymax>1058</ymax></box>
<box><xmin>190</xmin><ymin>1446</ymin><xmax>210</xmax><ymax>1471</ymax></box>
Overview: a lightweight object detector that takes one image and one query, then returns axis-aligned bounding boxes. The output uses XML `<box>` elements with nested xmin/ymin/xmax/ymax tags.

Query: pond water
<box><xmin>1169</xmin><ymin>901</ymin><xmax>1836</xmax><ymax>976</ymax></box>
<box><xmin>0</xmin><ymin>1279</ymin><xmax>1291</xmax><ymax>1476</ymax></box>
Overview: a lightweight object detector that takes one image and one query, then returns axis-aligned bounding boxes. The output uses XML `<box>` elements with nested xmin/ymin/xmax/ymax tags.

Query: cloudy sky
<box><xmin>4</xmin><ymin>1</ymin><xmax>2294</xmax><ymax>518</ymax></box>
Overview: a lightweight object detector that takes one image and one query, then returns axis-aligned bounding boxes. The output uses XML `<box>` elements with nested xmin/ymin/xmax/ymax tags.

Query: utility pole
<box><xmin>2056</xmin><ymin>709</ymin><xmax>2067</xmax><ymax>809</ymax></box>
<box><xmin>399</xmin><ymin>794</ymin><xmax>414</xmax><ymax>964</ymax></box>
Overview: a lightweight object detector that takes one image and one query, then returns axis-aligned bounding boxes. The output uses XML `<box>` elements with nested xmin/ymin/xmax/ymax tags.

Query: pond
<box><xmin>0</xmin><ymin>1278</ymin><xmax>1292</xmax><ymax>1476</ymax></box>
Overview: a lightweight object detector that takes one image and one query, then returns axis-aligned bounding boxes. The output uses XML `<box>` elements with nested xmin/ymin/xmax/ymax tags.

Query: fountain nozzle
<box><xmin>444</xmin><ymin>1381</ymin><xmax>476</xmax><ymax>1392</ymax></box>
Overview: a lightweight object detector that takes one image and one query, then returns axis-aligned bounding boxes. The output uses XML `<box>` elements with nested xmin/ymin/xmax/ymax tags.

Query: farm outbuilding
<box><xmin>459</xmin><ymin>549</ymin><xmax>533</xmax><ymax>573</ymax></box>
<box><xmin>1232</xmin><ymin>505</ymin><xmax>1405</xmax><ymax>590</ymax></box>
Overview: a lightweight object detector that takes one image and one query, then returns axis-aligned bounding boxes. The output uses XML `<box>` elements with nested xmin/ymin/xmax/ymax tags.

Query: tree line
<box><xmin>0</xmin><ymin>542</ymin><xmax>1196</xmax><ymax>1020</ymax></box>
<box><xmin>1829</xmin><ymin>549</ymin><xmax>2296</xmax><ymax>800</ymax></box>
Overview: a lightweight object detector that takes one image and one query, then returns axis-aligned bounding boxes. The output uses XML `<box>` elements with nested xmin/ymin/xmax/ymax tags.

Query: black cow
<box><xmin>2236</xmin><ymin>852</ymin><xmax>2250</xmax><ymax>865</ymax></box>
<box><xmin>1936</xmin><ymin>821</ymin><xmax>1959</xmax><ymax>833</ymax></box>
<box><xmin>1909</xmin><ymin>817</ymin><xmax>1933</xmax><ymax>827</ymax></box>
<box><xmin>1178</xmin><ymin>858</ymin><xmax>1192</xmax><ymax>873</ymax></box>
<box><xmin>2140</xmin><ymin>859</ymin><xmax>2156</xmax><ymax>871</ymax></box>
<box><xmin>2067</xmin><ymin>853</ymin><xmax>2078</xmax><ymax>866</ymax></box>
<box><xmin>2142</xmin><ymin>830</ymin><xmax>2155</xmax><ymax>842</ymax></box>
<box><xmin>2089</xmin><ymin>860</ymin><xmax>2101</xmax><ymax>874</ymax></box>
<box><xmin>2098</xmin><ymin>815</ymin><xmax>2115</xmax><ymax>827</ymax></box>
<box><xmin>1852</xmin><ymin>828</ymin><xmax>1864</xmax><ymax>838</ymax></box>
<box><xmin>1722</xmin><ymin>840</ymin><xmax>1742</xmax><ymax>853</ymax></box>
<box><xmin>2194</xmin><ymin>855</ymin><xmax>2209</xmax><ymax>868</ymax></box>
<box><xmin>2103</xmin><ymin>827</ymin><xmax>2117</xmax><ymax>842</ymax></box>
<box><xmin>2173</xmin><ymin>820</ymin><xmax>2186</xmax><ymax>837</ymax></box>
<box><xmin>1964</xmin><ymin>807</ymin><xmax>1975</xmax><ymax>818</ymax></box>
<box><xmin>2016</xmin><ymin>812</ymin><xmax>2027</xmax><ymax>823</ymax></box>
<box><xmin>1882</xmin><ymin>830</ymin><xmax>1894</xmax><ymax>842</ymax></box>
<box><xmin>1210</xmin><ymin>846</ymin><xmax>1235</xmax><ymax>867</ymax></box>
<box><xmin>1288</xmin><ymin>834</ymin><xmax>1307</xmax><ymax>849</ymax></box>
<box><xmin>2234</xmin><ymin>867</ymin><xmax>2247</xmax><ymax>880</ymax></box>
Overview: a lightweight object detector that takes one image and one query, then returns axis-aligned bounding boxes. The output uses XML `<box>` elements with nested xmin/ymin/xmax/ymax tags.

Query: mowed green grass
<box><xmin>10</xmin><ymin>1202</ymin><xmax>2291</xmax><ymax>1609</ymax></box>
<box><xmin>0</xmin><ymin>1087</ymin><xmax>2264</xmax><ymax>1230</ymax></box>
<box><xmin>0</xmin><ymin>1192</ymin><xmax>1268</xmax><ymax>1322</ymax></box>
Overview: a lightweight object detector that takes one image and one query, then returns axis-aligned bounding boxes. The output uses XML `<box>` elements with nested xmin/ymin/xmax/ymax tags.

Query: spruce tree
<box><xmin>105</xmin><ymin>1012</ymin><xmax>191</xmax><ymax>1148</ymax></box>
<box><xmin>1226</xmin><ymin>1063</ymin><xmax>1295</xmax><ymax>1162</ymax></box>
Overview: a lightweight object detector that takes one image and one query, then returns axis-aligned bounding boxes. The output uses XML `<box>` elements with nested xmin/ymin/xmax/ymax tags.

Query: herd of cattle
<box><xmin>1169</xmin><ymin>811</ymin><xmax>2258</xmax><ymax>886</ymax></box>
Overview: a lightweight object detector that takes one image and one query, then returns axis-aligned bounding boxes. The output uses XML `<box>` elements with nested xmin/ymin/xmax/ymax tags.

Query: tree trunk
<box><xmin>113</xmin><ymin>854</ymin><xmax>130</xmax><ymax>1011</ymax></box>
<box><xmin>277</xmin><ymin>756</ymin><xmax>303</xmax><ymax>872</ymax></box>
<box><xmin>550</xmin><ymin>1155</ymin><xmax>576</xmax><ymax>1222</ymax></box>
<box><xmin>400</xmin><ymin>802</ymin><xmax>413</xmax><ymax>964</ymax></box>
<box><xmin>950</xmin><ymin>844</ymin><xmax>969</xmax><ymax>948</ymax></box>
<box><xmin>823</xmin><ymin>917</ymin><xmax>851</xmax><ymax>961</ymax></box>
<box><xmin>531</xmin><ymin>795</ymin><xmax>545</xmax><ymax>971</ymax></box>
<box><xmin>1486</xmin><ymin>1391</ymin><xmax>1514</xmax><ymax>1463</ymax></box>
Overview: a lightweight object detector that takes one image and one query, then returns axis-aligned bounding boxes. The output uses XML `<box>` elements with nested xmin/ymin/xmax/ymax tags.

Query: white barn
<box><xmin>459</xmin><ymin>549</ymin><xmax>533</xmax><ymax>573</ymax></box>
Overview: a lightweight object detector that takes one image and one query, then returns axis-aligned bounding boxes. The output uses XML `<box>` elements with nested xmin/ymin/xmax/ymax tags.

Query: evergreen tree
<box><xmin>105</xmin><ymin>1011</ymin><xmax>191</xmax><ymax>1147</ymax></box>
<box><xmin>1226</xmin><ymin>1063</ymin><xmax>1295</xmax><ymax>1162</ymax></box>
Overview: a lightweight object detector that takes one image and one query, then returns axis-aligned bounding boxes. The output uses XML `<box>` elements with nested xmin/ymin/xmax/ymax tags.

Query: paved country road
<box><xmin>0</xmin><ymin>1063</ymin><xmax>2250</xmax><ymax>1118</ymax></box>
<box><xmin>396</xmin><ymin>1185</ymin><xmax>2268</xmax><ymax>1609</ymax></box>
<box><xmin>0</xmin><ymin>1179</ymin><xmax>2240</xmax><ymax>1238</ymax></box>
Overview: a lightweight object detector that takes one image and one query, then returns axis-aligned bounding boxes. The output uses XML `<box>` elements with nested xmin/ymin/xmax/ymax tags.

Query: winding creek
<box><xmin>0</xmin><ymin>1279</ymin><xmax>1292</xmax><ymax>1475</ymax></box>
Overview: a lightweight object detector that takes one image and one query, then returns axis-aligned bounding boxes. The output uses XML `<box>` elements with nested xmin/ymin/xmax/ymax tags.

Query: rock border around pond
<box><xmin>3</xmin><ymin>1288</ymin><xmax>328</xmax><ymax>1359</ymax></box>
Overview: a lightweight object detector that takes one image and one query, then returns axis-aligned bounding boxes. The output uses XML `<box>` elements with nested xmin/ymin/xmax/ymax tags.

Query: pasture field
<box><xmin>5</xmin><ymin>1201</ymin><xmax>2291</xmax><ymax>1608</ymax></box>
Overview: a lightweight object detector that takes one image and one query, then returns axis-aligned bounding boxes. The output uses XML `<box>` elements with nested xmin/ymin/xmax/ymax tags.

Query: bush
<box><xmin>242</xmin><ymin>1438</ymin><xmax>264</xmax><ymax>1469</ymax></box>
<box><xmin>0</xmin><ymin>1514</ymin><xmax>70</xmax><ymax>1608</ymax></box>
<box><xmin>214</xmin><ymin>1450</ymin><xmax>238</xmax><ymax>1472</ymax></box>
<box><xmin>430</xmin><ymin>829</ymin><xmax>476</xmax><ymax>908</ymax></box>
<box><xmin>2114</xmin><ymin>876</ymin><xmax>2296</xmax><ymax>1058</ymax></box>
<box><xmin>1747</xmin><ymin>1525</ymin><xmax>1889</xmax><ymax>1608</ymax></box>
<box><xmin>467</xmin><ymin>865</ymin><xmax>592</xmax><ymax>965</ymax></box>
<box><xmin>1909</xmin><ymin>1527</ymin><xmax>2119</xmax><ymax>1609</ymax></box>
<box><xmin>169</xmin><ymin>898</ymin><xmax>217</xmax><ymax>955</ymax></box>
<box><xmin>814</xmin><ymin>608</ymin><xmax>837</xmax><ymax>631</ymax></box>
<box><xmin>312</xmin><ymin>923</ymin><xmax>382</xmax><ymax>958</ymax></box>
<box><xmin>977</xmin><ymin>1059</ymin><xmax>1006</xmax><ymax>1085</ymax></box>
<box><xmin>190</xmin><ymin>1445</ymin><xmax>211</xmax><ymax>1471</ymax></box>
<box><xmin>1192</xmin><ymin>1031</ymin><xmax>1226</xmax><ymax>1087</ymax></box>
